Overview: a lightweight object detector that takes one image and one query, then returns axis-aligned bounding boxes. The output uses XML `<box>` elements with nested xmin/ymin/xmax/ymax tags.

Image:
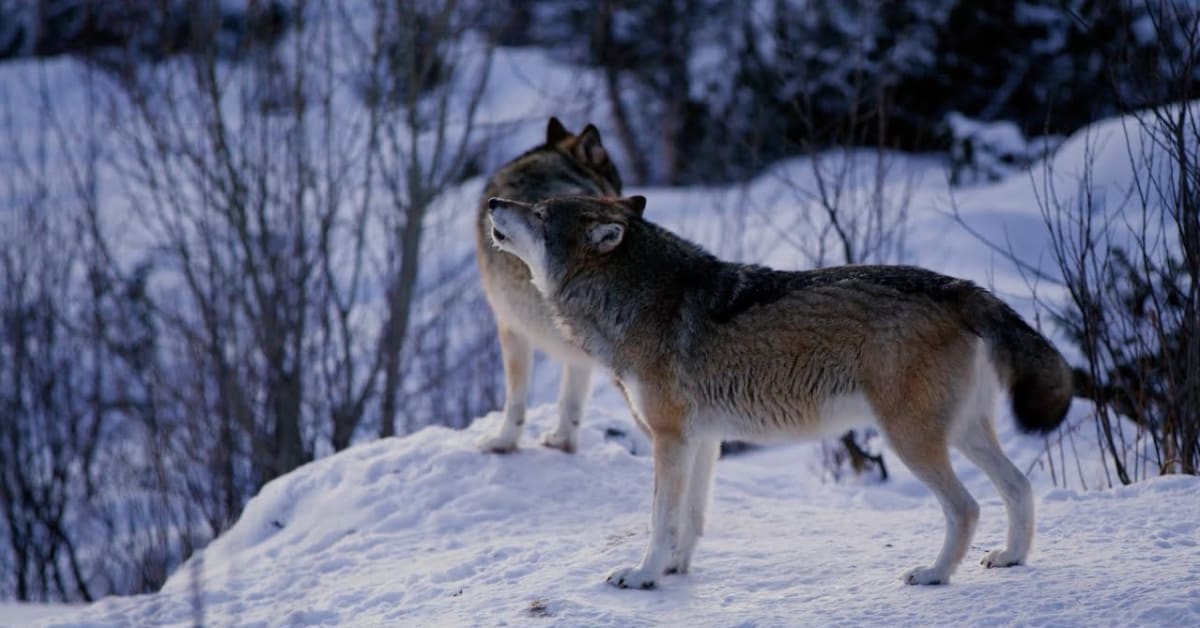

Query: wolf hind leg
<box><xmin>666</xmin><ymin>437</ymin><xmax>720</xmax><ymax>575</ymax></box>
<box><xmin>885</xmin><ymin>424</ymin><xmax>979</xmax><ymax>585</ymax></box>
<box><xmin>478</xmin><ymin>327</ymin><xmax>532</xmax><ymax>453</ymax></box>
<box><xmin>955</xmin><ymin>416</ymin><xmax>1034</xmax><ymax>568</ymax></box>
<box><xmin>541</xmin><ymin>363</ymin><xmax>592</xmax><ymax>453</ymax></box>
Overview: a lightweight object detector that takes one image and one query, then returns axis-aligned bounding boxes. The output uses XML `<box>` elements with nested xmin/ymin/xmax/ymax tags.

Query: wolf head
<box><xmin>487</xmin><ymin>195</ymin><xmax>646</xmax><ymax>295</ymax></box>
<box><xmin>542</xmin><ymin>117</ymin><xmax>623</xmax><ymax>196</ymax></box>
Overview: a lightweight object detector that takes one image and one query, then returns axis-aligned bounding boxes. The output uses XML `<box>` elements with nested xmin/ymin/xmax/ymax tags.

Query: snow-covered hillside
<box><xmin>28</xmin><ymin>406</ymin><xmax>1200</xmax><ymax>627</ymax></box>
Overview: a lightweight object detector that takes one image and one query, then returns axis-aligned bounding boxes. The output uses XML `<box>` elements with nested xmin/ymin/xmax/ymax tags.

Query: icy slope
<box><xmin>39</xmin><ymin>406</ymin><xmax>1200</xmax><ymax>627</ymax></box>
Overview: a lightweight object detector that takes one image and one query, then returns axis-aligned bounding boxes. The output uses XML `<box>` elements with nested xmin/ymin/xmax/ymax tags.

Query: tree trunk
<box><xmin>379</xmin><ymin>199</ymin><xmax>428</xmax><ymax>438</ymax></box>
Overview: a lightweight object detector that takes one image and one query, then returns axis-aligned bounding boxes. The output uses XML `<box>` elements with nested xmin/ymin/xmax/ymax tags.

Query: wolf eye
<box><xmin>533</xmin><ymin>208</ymin><xmax>547</xmax><ymax>221</ymax></box>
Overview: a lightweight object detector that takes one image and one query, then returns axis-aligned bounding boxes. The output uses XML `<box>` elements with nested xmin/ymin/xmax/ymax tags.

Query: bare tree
<box><xmin>955</xmin><ymin>1</ymin><xmax>1199</xmax><ymax>485</ymax></box>
<box><xmin>364</xmin><ymin>0</ymin><xmax>494</xmax><ymax>438</ymax></box>
<box><xmin>0</xmin><ymin>147</ymin><xmax>95</xmax><ymax>602</ymax></box>
<box><xmin>0</xmin><ymin>60</ymin><xmax>110</xmax><ymax>602</ymax></box>
<box><xmin>4</xmin><ymin>1</ymin><xmax>506</xmax><ymax>602</ymax></box>
<box><xmin>71</xmin><ymin>4</ymin><xmax>495</xmax><ymax>583</ymax></box>
<box><xmin>1053</xmin><ymin>1</ymin><xmax>1198</xmax><ymax>482</ymax></box>
<box><xmin>107</xmin><ymin>5</ymin><xmax>316</xmax><ymax>490</ymax></box>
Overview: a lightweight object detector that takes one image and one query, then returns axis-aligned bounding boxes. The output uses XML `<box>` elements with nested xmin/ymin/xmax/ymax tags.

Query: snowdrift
<box><xmin>37</xmin><ymin>406</ymin><xmax>1200</xmax><ymax>627</ymax></box>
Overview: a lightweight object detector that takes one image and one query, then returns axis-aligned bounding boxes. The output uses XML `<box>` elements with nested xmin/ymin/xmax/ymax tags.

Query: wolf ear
<box><xmin>546</xmin><ymin>117</ymin><xmax>571</xmax><ymax>144</ymax></box>
<box><xmin>587</xmin><ymin>222</ymin><xmax>625</xmax><ymax>253</ymax></box>
<box><xmin>575</xmin><ymin>124</ymin><xmax>609</xmax><ymax>167</ymax></box>
<box><xmin>621</xmin><ymin>195</ymin><xmax>646</xmax><ymax>216</ymax></box>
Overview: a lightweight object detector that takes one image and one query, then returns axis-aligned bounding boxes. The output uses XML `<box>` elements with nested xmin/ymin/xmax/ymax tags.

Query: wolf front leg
<box><xmin>667</xmin><ymin>437</ymin><xmax>719</xmax><ymax>574</ymax></box>
<box><xmin>540</xmin><ymin>362</ymin><xmax>592</xmax><ymax>453</ymax></box>
<box><xmin>477</xmin><ymin>327</ymin><xmax>532</xmax><ymax>453</ymax></box>
<box><xmin>607</xmin><ymin>431</ymin><xmax>694</xmax><ymax>589</ymax></box>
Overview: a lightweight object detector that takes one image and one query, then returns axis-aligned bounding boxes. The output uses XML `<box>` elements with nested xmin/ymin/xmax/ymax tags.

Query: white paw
<box><xmin>981</xmin><ymin>549</ymin><xmax>1024</xmax><ymax>568</ymax></box>
<box><xmin>901</xmin><ymin>566</ymin><xmax>950</xmax><ymax>585</ymax></box>
<box><xmin>606</xmin><ymin>565</ymin><xmax>657</xmax><ymax>590</ymax></box>
<box><xmin>539</xmin><ymin>430</ymin><xmax>577</xmax><ymax>454</ymax></box>
<box><xmin>477</xmin><ymin>434</ymin><xmax>518</xmax><ymax>454</ymax></box>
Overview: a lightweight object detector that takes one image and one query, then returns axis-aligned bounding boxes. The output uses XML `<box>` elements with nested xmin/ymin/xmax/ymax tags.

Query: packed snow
<box><xmin>0</xmin><ymin>604</ymin><xmax>78</xmax><ymax>627</ymax></box>
<box><xmin>26</xmin><ymin>405</ymin><xmax>1200</xmax><ymax>627</ymax></box>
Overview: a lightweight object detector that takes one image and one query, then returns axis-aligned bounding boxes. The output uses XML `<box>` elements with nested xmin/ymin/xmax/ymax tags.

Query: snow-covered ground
<box><xmin>0</xmin><ymin>604</ymin><xmax>78</xmax><ymax>628</ymax></box>
<box><xmin>30</xmin><ymin>406</ymin><xmax>1200</xmax><ymax>627</ymax></box>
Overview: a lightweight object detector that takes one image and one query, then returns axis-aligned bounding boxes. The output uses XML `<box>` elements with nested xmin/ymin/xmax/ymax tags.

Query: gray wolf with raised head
<box><xmin>485</xmin><ymin>194</ymin><xmax>1072</xmax><ymax>588</ymax></box>
<box><xmin>475</xmin><ymin>118</ymin><xmax>622</xmax><ymax>454</ymax></box>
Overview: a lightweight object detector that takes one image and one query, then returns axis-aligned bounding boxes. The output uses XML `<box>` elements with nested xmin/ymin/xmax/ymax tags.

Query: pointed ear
<box><xmin>587</xmin><ymin>222</ymin><xmax>625</xmax><ymax>253</ymax></box>
<box><xmin>574</xmin><ymin>124</ymin><xmax>609</xmax><ymax>167</ymax></box>
<box><xmin>621</xmin><ymin>195</ymin><xmax>646</xmax><ymax>216</ymax></box>
<box><xmin>546</xmin><ymin>117</ymin><xmax>571</xmax><ymax>144</ymax></box>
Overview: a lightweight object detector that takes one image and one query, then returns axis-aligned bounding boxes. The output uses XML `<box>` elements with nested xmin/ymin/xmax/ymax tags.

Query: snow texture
<box><xmin>0</xmin><ymin>604</ymin><xmax>78</xmax><ymax>627</ymax></box>
<box><xmin>28</xmin><ymin>406</ymin><xmax>1200</xmax><ymax>627</ymax></box>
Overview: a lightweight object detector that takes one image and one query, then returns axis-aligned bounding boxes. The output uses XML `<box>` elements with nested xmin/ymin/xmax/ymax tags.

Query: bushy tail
<box><xmin>964</xmin><ymin>291</ymin><xmax>1073</xmax><ymax>434</ymax></box>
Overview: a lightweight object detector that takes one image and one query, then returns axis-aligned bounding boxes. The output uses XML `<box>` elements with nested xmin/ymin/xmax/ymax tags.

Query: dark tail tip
<box><xmin>1010</xmin><ymin>364</ymin><xmax>1073</xmax><ymax>434</ymax></box>
<box><xmin>968</xmin><ymin>286</ymin><xmax>1074</xmax><ymax>435</ymax></box>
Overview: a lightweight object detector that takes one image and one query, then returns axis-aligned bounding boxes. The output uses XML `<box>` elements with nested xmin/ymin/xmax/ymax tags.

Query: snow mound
<box><xmin>39</xmin><ymin>407</ymin><xmax>1200</xmax><ymax>627</ymax></box>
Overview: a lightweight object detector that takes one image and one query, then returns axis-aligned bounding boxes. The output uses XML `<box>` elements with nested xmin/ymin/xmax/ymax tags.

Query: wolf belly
<box><xmin>689</xmin><ymin>391</ymin><xmax>879</xmax><ymax>442</ymax></box>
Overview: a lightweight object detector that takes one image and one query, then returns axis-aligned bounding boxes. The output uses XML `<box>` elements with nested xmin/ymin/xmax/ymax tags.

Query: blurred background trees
<box><xmin>1</xmin><ymin>0</ymin><xmax>1196</xmax><ymax>603</ymax></box>
<box><xmin>508</xmin><ymin>0</ymin><xmax>1194</xmax><ymax>184</ymax></box>
<box><xmin>1</xmin><ymin>0</ymin><xmax>501</xmax><ymax>601</ymax></box>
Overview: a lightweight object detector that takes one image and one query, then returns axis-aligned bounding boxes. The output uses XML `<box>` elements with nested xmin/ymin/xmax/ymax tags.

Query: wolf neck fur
<box><xmin>549</xmin><ymin>220</ymin><xmax>721</xmax><ymax>371</ymax></box>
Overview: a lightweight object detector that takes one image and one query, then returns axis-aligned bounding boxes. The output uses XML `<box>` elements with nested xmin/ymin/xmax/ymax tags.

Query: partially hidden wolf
<box><xmin>475</xmin><ymin>118</ymin><xmax>622</xmax><ymax>453</ymax></box>
<box><xmin>485</xmin><ymin>194</ymin><xmax>1073</xmax><ymax>588</ymax></box>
